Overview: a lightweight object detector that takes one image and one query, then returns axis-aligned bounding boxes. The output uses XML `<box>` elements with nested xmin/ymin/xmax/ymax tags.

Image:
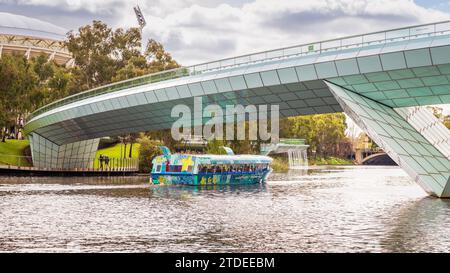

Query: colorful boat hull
<box><xmin>151</xmin><ymin>170</ymin><xmax>271</xmax><ymax>186</ymax></box>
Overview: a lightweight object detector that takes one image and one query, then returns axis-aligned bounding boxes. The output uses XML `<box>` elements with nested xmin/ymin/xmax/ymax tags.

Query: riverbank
<box><xmin>309</xmin><ymin>156</ymin><xmax>354</xmax><ymax>165</ymax></box>
<box><xmin>0</xmin><ymin>139</ymin><xmax>30</xmax><ymax>166</ymax></box>
<box><xmin>94</xmin><ymin>143</ymin><xmax>140</xmax><ymax>168</ymax></box>
<box><xmin>0</xmin><ymin>166</ymin><xmax>138</xmax><ymax>176</ymax></box>
<box><xmin>0</xmin><ymin>139</ymin><xmax>140</xmax><ymax>166</ymax></box>
<box><xmin>270</xmin><ymin>156</ymin><xmax>355</xmax><ymax>172</ymax></box>
<box><xmin>2</xmin><ymin>140</ymin><xmax>355</xmax><ymax>174</ymax></box>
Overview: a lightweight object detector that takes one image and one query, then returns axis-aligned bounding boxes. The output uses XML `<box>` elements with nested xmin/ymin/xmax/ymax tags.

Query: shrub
<box><xmin>137</xmin><ymin>135</ymin><xmax>162</xmax><ymax>173</ymax></box>
<box><xmin>270</xmin><ymin>157</ymin><xmax>289</xmax><ymax>172</ymax></box>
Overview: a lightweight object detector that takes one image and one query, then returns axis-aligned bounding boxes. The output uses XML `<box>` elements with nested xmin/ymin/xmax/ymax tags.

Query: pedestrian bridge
<box><xmin>24</xmin><ymin>21</ymin><xmax>450</xmax><ymax>197</ymax></box>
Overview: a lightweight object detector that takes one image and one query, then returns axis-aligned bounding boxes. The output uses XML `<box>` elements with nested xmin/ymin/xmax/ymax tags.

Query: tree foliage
<box><xmin>280</xmin><ymin>113</ymin><xmax>350</xmax><ymax>157</ymax></box>
<box><xmin>67</xmin><ymin>21</ymin><xmax>138</xmax><ymax>89</ymax></box>
<box><xmin>137</xmin><ymin>134</ymin><xmax>162</xmax><ymax>173</ymax></box>
<box><xmin>205</xmin><ymin>139</ymin><xmax>227</xmax><ymax>154</ymax></box>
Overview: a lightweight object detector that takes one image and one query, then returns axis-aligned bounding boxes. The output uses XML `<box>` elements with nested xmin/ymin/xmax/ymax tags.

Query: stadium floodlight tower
<box><xmin>134</xmin><ymin>4</ymin><xmax>147</xmax><ymax>32</ymax></box>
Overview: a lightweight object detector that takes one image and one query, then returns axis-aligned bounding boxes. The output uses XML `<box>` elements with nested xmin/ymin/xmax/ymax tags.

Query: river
<box><xmin>1</xmin><ymin>166</ymin><xmax>449</xmax><ymax>252</ymax></box>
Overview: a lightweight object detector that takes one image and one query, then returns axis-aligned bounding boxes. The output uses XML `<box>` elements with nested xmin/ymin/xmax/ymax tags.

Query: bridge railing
<box><xmin>27</xmin><ymin>20</ymin><xmax>450</xmax><ymax>122</ymax></box>
<box><xmin>0</xmin><ymin>155</ymin><xmax>139</xmax><ymax>172</ymax></box>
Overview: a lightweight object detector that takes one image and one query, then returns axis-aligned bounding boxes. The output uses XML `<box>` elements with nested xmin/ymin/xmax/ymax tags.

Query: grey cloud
<box><xmin>0</xmin><ymin>1</ymin><xmax>124</xmax><ymax>30</ymax></box>
<box><xmin>262</xmin><ymin>9</ymin><xmax>417</xmax><ymax>34</ymax></box>
<box><xmin>177</xmin><ymin>11</ymin><xmax>240</xmax><ymax>33</ymax></box>
<box><xmin>156</xmin><ymin>30</ymin><xmax>237</xmax><ymax>64</ymax></box>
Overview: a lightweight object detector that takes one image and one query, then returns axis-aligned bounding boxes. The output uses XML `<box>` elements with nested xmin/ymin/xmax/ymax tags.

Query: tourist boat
<box><xmin>150</xmin><ymin>146</ymin><xmax>273</xmax><ymax>185</ymax></box>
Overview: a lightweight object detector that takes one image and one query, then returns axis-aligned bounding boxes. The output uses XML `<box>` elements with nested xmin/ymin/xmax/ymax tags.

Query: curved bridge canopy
<box><xmin>25</xmin><ymin>21</ymin><xmax>450</xmax><ymax>144</ymax></box>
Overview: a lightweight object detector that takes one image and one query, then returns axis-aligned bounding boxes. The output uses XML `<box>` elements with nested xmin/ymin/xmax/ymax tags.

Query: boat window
<box><xmin>169</xmin><ymin>165</ymin><xmax>182</xmax><ymax>172</ymax></box>
<box><xmin>156</xmin><ymin>165</ymin><xmax>161</xmax><ymax>172</ymax></box>
<box><xmin>197</xmin><ymin>163</ymin><xmax>268</xmax><ymax>173</ymax></box>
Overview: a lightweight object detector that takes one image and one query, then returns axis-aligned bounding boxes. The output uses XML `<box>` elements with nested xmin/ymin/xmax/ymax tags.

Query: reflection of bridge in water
<box><xmin>24</xmin><ymin>21</ymin><xmax>450</xmax><ymax>197</ymax></box>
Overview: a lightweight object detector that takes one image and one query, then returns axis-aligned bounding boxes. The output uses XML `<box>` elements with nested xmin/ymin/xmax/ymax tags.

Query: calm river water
<box><xmin>1</xmin><ymin>166</ymin><xmax>449</xmax><ymax>252</ymax></box>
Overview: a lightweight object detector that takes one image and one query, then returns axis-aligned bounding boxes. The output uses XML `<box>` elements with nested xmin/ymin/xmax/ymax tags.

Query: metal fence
<box><xmin>27</xmin><ymin>20</ymin><xmax>450</xmax><ymax>122</ymax></box>
<box><xmin>0</xmin><ymin>155</ymin><xmax>139</xmax><ymax>172</ymax></box>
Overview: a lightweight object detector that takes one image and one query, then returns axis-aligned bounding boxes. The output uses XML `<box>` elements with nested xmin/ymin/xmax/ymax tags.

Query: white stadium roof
<box><xmin>0</xmin><ymin>12</ymin><xmax>73</xmax><ymax>65</ymax></box>
<box><xmin>0</xmin><ymin>12</ymin><xmax>67</xmax><ymax>41</ymax></box>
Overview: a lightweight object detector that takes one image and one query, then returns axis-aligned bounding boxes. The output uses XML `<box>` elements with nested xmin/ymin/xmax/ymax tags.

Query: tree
<box><xmin>112</xmin><ymin>56</ymin><xmax>149</xmax><ymax>82</ymax></box>
<box><xmin>0</xmin><ymin>54</ymin><xmax>40</xmax><ymax>141</ymax></box>
<box><xmin>66</xmin><ymin>21</ymin><xmax>143</xmax><ymax>90</ymax></box>
<box><xmin>145</xmin><ymin>39</ymin><xmax>179</xmax><ymax>73</ymax></box>
<box><xmin>146</xmin><ymin>129</ymin><xmax>181</xmax><ymax>150</ymax></box>
<box><xmin>205</xmin><ymin>139</ymin><xmax>227</xmax><ymax>154</ymax></box>
<box><xmin>137</xmin><ymin>134</ymin><xmax>162</xmax><ymax>173</ymax></box>
<box><xmin>280</xmin><ymin>113</ymin><xmax>348</xmax><ymax>157</ymax></box>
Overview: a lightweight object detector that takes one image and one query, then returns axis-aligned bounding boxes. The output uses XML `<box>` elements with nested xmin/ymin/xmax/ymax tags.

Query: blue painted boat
<box><xmin>150</xmin><ymin>146</ymin><xmax>272</xmax><ymax>185</ymax></box>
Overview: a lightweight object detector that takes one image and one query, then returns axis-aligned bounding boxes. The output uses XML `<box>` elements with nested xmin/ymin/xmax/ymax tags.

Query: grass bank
<box><xmin>270</xmin><ymin>155</ymin><xmax>354</xmax><ymax>172</ymax></box>
<box><xmin>94</xmin><ymin>143</ymin><xmax>141</xmax><ymax>168</ymax></box>
<box><xmin>0</xmin><ymin>139</ymin><xmax>31</xmax><ymax>166</ymax></box>
<box><xmin>309</xmin><ymin>156</ymin><xmax>354</xmax><ymax>165</ymax></box>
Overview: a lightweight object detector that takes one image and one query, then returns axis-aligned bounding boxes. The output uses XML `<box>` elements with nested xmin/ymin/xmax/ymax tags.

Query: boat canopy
<box><xmin>152</xmin><ymin>154</ymin><xmax>272</xmax><ymax>166</ymax></box>
<box><xmin>154</xmin><ymin>146</ymin><xmax>272</xmax><ymax>165</ymax></box>
<box><xmin>193</xmin><ymin>154</ymin><xmax>272</xmax><ymax>165</ymax></box>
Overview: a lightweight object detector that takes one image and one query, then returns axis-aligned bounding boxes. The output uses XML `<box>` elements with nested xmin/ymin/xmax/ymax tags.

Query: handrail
<box><xmin>26</xmin><ymin>20</ymin><xmax>450</xmax><ymax>122</ymax></box>
<box><xmin>0</xmin><ymin>154</ymin><xmax>139</xmax><ymax>171</ymax></box>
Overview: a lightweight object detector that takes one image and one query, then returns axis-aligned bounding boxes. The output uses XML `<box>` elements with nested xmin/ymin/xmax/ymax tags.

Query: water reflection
<box><xmin>149</xmin><ymin>183</ymin><xmax>267</xmax><ymax>199</ymax></box>
<box><xmin>382</xmin><ymin>197</ymin><xmax>450</xmax><ymax>252</ymax></box>
<box><xmin>0</xmin><ymin>166</ymin><xmax>449</xmax><ymax>252</ymax></box>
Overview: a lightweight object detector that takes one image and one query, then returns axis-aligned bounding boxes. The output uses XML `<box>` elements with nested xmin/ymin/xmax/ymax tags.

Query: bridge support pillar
<box><xmin>28</xmin><ymin>133</ymin><xmax>100</xmax><ymax>170</ymax></box>
<box><xmin>325</xmin><ymin>81</ymin><xmax>450</xmax><ymax>198</ymax></box>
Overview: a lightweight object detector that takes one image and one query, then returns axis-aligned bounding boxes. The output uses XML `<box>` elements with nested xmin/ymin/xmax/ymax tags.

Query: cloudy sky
<box><xmin>1</xmin><ymin>0</ymin><xmax>450</xmax><ymax>65</ymax></box>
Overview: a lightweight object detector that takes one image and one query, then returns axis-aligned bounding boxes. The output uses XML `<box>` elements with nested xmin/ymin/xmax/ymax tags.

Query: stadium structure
<box><xmin>0</xmin><ymin>12</ymin><xmax>73</xmax><ymax>66</ymax></box>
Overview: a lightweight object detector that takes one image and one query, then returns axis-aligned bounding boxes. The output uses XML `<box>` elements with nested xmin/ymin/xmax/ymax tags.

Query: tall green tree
<box><xmin>145</xmin><ymin>39</ymin><xmax>179</xmax><ymax>73</ymax></box>
<box><xmin>0</xmin><ymin>55</ymin><xmax>40</xmax><ymax>141</ymax></box>
<box><xmin>280</xmin><ymin>113</ymin><xmax>348</xmax><ymax>157</ymax></box>
<box><xmin>66</xmin><ymin>21</ymin><xmax>143</xmax><ymax>90</ymax></box>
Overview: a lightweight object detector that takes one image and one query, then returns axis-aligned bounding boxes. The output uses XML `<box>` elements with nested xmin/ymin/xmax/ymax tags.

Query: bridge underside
<box><xmin>24</xmin><ymin>34</ymin><xmax>450</xmax><ymax>197</ymax></box>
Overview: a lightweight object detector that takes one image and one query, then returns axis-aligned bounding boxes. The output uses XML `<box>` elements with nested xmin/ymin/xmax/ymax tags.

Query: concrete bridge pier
<box><xmin>28</xmin><ymin>133</ymin><xmax>100</xmax><ymax>169</ymax></box>
<box><xmin>326</xmin><ymin>81</ymin><xmax>450</xmax><ymax>197</ymax></box>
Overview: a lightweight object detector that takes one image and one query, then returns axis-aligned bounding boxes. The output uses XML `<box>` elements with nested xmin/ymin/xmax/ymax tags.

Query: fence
<box><xmin>0</xmin><ymin>155</ymin><xmax>139</xmax><ymax>172</ymax></box>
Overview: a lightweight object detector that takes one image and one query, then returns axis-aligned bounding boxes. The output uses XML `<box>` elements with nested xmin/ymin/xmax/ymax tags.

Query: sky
<box><xmin>0</xmin><ymin>0</ymin><xmax>449</xmax><ymax>116</ymax></box>
<box><xmin>1</xmin><ymin>0</ymin><xmax>450</xmax><ymax>65</ymax></box>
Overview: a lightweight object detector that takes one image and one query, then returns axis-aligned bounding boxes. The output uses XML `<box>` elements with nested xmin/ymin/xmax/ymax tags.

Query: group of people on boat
<box><xmin>198</xmin><ymin>163</ymin><xmax>269</xmax><ymax>174</ymax></box>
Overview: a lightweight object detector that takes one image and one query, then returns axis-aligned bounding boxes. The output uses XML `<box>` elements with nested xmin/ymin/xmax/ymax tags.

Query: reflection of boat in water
<box><xmin>150</xmin><ymin>146</ymin><xmax>272</xmax><ymax>186</ymax></box>
<box><xmin>149</xmin><ymin>183</ymin><xmax>268</xmax><ymax>199</ymax></box>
